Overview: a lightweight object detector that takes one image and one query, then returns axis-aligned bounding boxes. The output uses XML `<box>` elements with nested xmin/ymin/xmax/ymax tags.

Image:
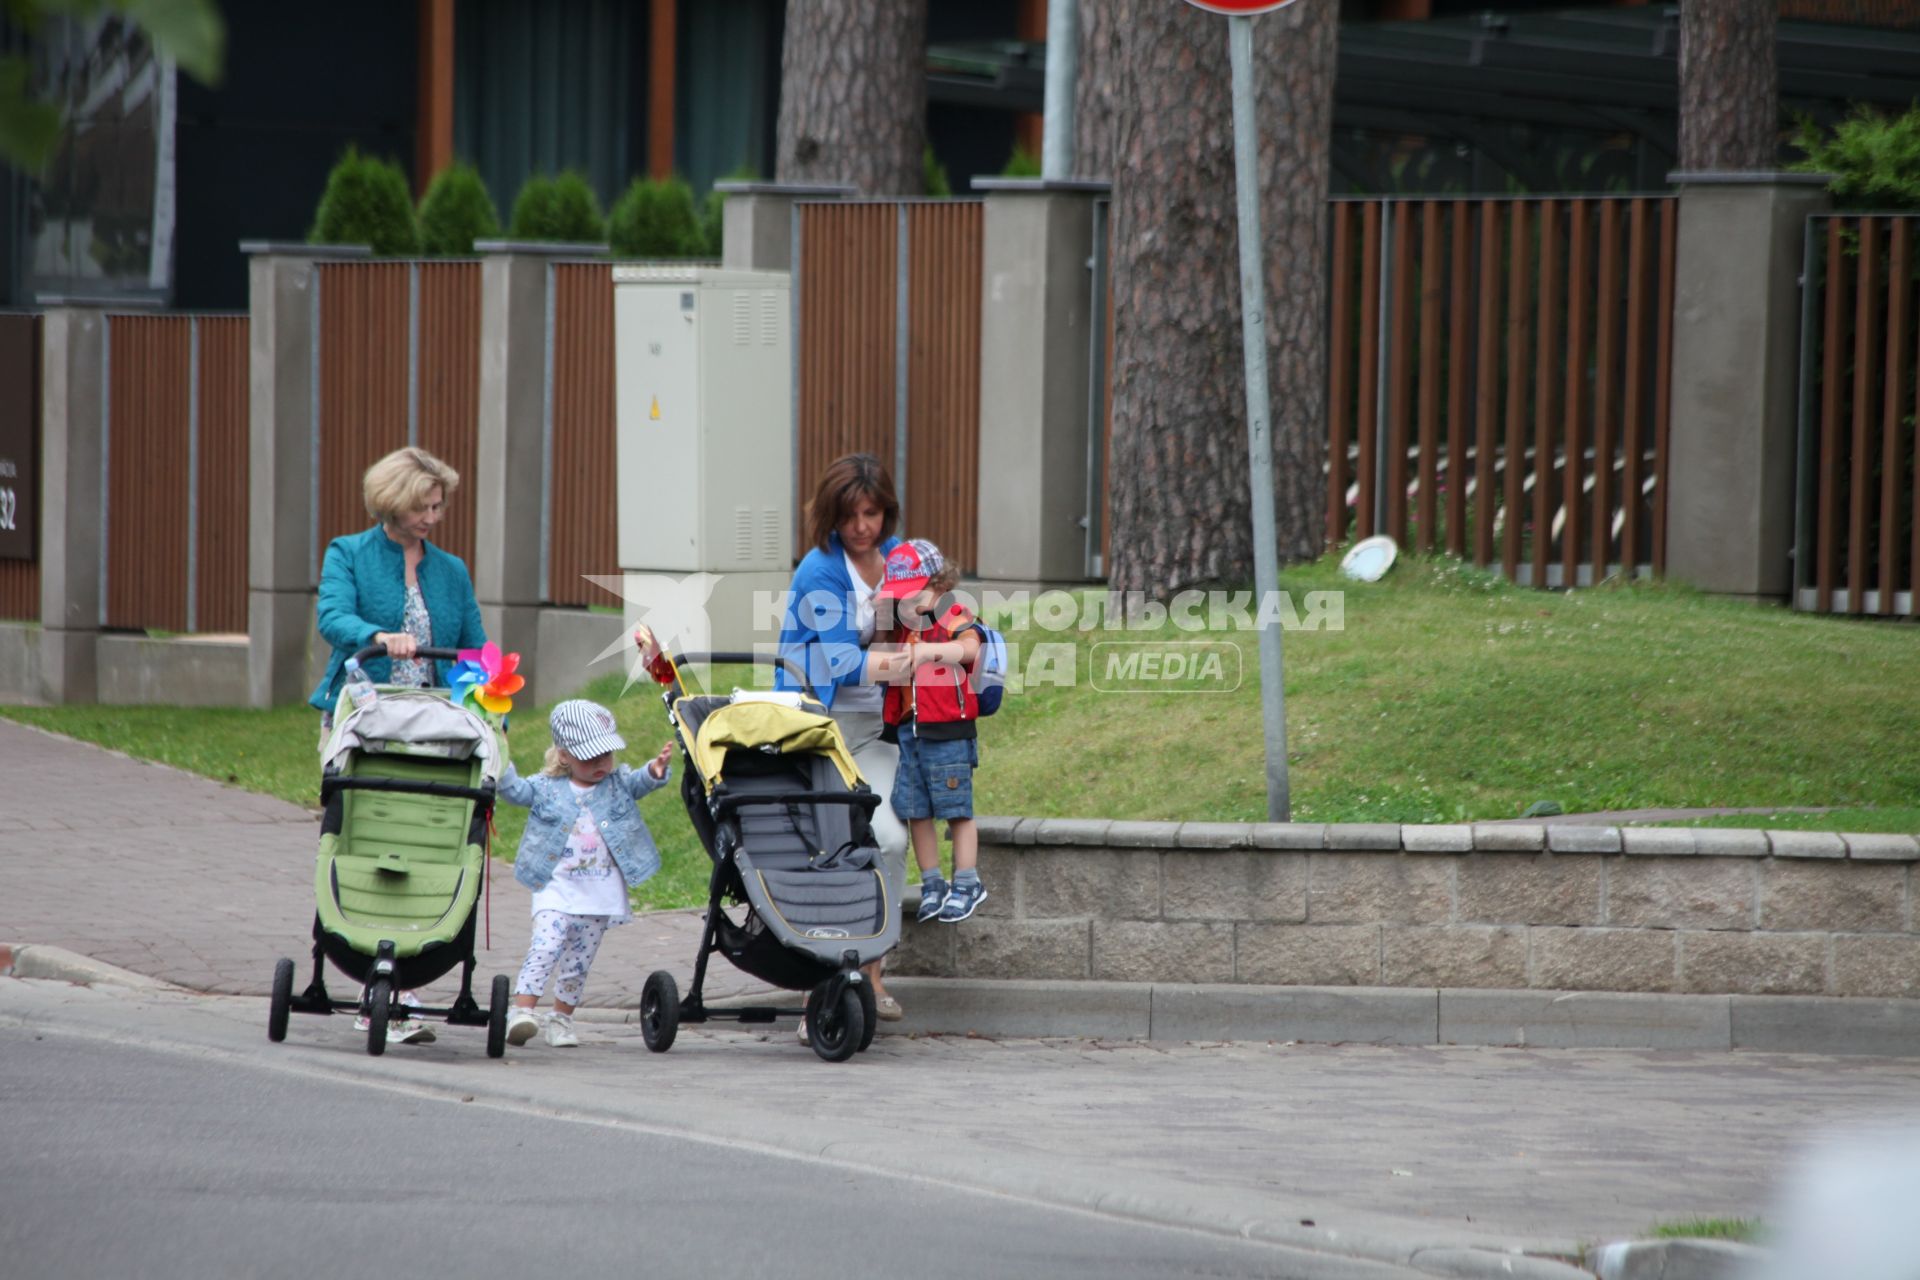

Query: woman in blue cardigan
<box><xmin>310</xmin><ymin>446</ymin><xmax>487</xmax><ymax>733</ymax></box>
<box><xmin>776</xmin><ymin>453</ymin><xmax>911</xmax><ymax>1027</ymax></box>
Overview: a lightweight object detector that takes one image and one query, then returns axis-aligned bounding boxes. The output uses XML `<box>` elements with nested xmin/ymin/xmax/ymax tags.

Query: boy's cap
<box><xmin>879</xmin><ymin>538</ymin><xmax>945</xmax><ymax>600</ymax></box>
<box><xmin>550</xmin><ymin>699</ymin><xmax>625</xmax><ymax>759</ymax></box>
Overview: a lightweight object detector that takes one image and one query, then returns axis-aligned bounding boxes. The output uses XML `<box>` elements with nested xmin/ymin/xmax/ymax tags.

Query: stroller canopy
<box><xmin>688</xmin><ymin>700</ymin><xmax>862</xmax><ymax>792</ymax></box>
<box><xmin>322</xmin><ymin>690</ymin><xmax>504</xmax><ymax>785</ymax></box>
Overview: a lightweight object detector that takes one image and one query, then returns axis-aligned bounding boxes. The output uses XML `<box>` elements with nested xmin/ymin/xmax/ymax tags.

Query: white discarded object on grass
<box><xmin>1340</xmin><ymin>535</ymin><xmax>1398</xmax><ymax>582</ymax></box>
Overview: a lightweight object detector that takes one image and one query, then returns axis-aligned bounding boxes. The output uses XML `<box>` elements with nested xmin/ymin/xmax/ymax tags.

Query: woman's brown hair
<box><xmin>804</xmin><ymin>452</ymin><xmax>900</xmax><ymax>552</ymax></box>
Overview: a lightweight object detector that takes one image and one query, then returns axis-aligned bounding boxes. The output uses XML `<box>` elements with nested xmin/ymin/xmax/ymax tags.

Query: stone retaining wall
<box><xmin>889</xmin><ymin>818</ymin><xmax>1920</xmax><ymax>999</ymax></box>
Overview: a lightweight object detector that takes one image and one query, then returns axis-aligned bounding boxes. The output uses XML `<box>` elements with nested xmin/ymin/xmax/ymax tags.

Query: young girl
<box><xmin>498</xmin><ymin>698</ymin><xmax>673</xmax><ymax>1048</ymax></box>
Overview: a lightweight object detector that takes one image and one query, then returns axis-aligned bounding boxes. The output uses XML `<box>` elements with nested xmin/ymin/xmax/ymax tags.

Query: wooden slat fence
<box><xmin>1325</xmin><ymin>196</ymin><xmax>1677</xmax><ymax>588</ymax></box>
<box><xmin>548</xmin><ymin>261</ymin><xmax>621</xmax><ymax>608</ymax></box>
<box><xmin>0</xmin><ymin>314</ymin><xmax>39</xmax><ymax>621</ymax></box>
<box><xmin>795</xmin><ymin>200</ymin><xmax>982</xmax><ymax>568</ymax></box>
<box><xmin>99</xmin><ymin>312</ymin><xmax>250</xmax><ymax>633</ymax></box>
<box><xmin>315</xmin><ymin>261</ymin><xmax>480</xmax><ymax>570</ymax></box>
<box><xmin>1797</xmin><ymin>214</ymin><xmax>1920</xmax><ymax>617</ymax></box>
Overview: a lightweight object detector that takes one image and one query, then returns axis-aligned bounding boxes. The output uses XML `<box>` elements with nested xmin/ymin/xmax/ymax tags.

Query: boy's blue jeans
<box><xmin>890</xmin><ymin>721</ymin><xmax>977</xmax><ymax>821</ymax></box>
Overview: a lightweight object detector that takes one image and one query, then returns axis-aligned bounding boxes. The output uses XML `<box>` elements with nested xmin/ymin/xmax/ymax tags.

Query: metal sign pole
<box><xmin>1227</xmin><ymin>13</ymin><xmax>1290</xmax><ymax>821</ymax></box>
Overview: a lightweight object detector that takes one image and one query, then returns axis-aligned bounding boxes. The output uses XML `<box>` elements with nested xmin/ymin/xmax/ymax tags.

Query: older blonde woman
<box><xmin>310</xmin><ymin>446</ymin><xmax>487</xmax><ymax>727</ymax></box>
<box><xmin>310</xmin><ymin>446</ymin><xmax>487</xmax><ymax>1046</ymax></box>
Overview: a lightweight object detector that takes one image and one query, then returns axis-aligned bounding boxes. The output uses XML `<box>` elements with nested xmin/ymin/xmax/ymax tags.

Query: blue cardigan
<box><xmin>309</xmin><ymin>525</ymin><xmax>487</xmax><ymax>711</ymax></box>
<box><xmin>775</xmin><ymin>531</ymin><xmax>901</xmax><ymax>711</ymax></box>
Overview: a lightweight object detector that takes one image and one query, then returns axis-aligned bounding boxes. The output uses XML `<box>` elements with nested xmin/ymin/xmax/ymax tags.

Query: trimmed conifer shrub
<box><xmin>310</xmin><ymin>147</ymin><xmax>420</xmax><ymax>255</ymax></box>
<box><xmin>417</xmin><ymin>163</ymin><xmax>501</xmax><ymax>255</ymax></box>
<box><xmin>509</xmin><ymin>171</ymin><xmax>607</xmax><ymax>243</ymax></box>
<box><xmin>608</xmin><ymin>176</ymin><xmax>705</xmax><ymax>258</ymax></box>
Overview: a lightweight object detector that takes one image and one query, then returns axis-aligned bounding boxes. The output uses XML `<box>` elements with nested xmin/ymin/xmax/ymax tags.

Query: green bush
<box><xmin>416</xmin><ymin>162</ymin><xmax>500</xmax><ymax>255</ymax></box>
<box><xmin>700</xmin><ymin>188</ymin><xmax>726</xmax><ymax>258</ymax></box>
<box><xmin>1792</xmin><ymin>106</ymin><xmax>1920</xmax><ymax>212</ymax></box>
<box><xmin>923</xmin><ymin>145</ymin><xmax>952</xmax><ymax>197</ymax></box>
<box><xmin>509</xmin><ymin>171</ymin><xmax>607</xmax><ymax>243</ymax></box>
<box><xmin>1002</xmin><ymin>145</ymin><xmax>1041</xmax><ymax>178</ymax></box>
<box><xmin>310</xmin><ymin>147</ymin><xmax>420</xmax><ymax>255</ymax></box>
<box><xmin>608</xmin><ymin>176</ymin><xmax>705</xmax><ymax>257</ymax></box>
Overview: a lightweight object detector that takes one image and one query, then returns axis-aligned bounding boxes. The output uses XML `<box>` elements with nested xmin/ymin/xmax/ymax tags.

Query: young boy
<box><xmin>877</xmin><ymin>539</ymin><xmax>988</xmax><ymax>923</ymax></box>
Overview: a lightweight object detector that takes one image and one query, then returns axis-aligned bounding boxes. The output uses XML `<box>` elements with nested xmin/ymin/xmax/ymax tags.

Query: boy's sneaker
<box><xmin>505</xmin><ymin>1008</ymin><xmax>541</xmax><ymax>1046</ymax></box>
<box><xmin>915</xmin><ymin>879</ymin><xmax>949</xmax><ymax>924</ymax></box>
<box><xmin>544</xmin><ymin>1012</ymin><xmax>580</xmax><ymax>1048</ymax></box>
<box><xmin>937</xmin><ymin>879</ymin><xmax>988</xmax><ymax>923</ymax></box>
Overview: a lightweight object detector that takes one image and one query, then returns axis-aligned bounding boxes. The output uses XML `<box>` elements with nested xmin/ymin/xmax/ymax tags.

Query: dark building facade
<box><xmin>2</xmin><ymin>0</ymin><xmax>1916</xmax><ymax>312</ymax></box>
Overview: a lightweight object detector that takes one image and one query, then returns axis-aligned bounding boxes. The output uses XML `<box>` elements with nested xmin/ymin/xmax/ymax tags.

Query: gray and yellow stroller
<box><xmin>267</xmin><ymin>644</ymin><xmax>511</xmax><ymax>1057</ymax></box>
<box><xmin>638</xmin><ymin>652</ymin><xmax>900</xmax><ymax>1063</ymax></box>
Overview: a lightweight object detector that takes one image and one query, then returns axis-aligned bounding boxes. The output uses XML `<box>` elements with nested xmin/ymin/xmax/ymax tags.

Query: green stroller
<box><xmin>267</xmin><ymin>645</ymin><xmax>511</xmax><ymax>1057</ymax></box>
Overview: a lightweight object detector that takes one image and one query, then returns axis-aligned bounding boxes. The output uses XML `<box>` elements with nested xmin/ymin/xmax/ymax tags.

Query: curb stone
<box><xmin>1</xmin><ymin>943</ymin><xmax>176</xmax><ymax>990</ymax></box>
<box><xmin>1410</xmin><ymin>1248</ymin><xmax>1594</xmax><ymax>1278</ymax></box>
<box><xmin>25</xmin><ymin>943</ymin><xmax>1919</xmax><ymax>1059</ymax></box>
<box><xmin>1592</xmin><ymin>1239</ymin><xmax>1766</xmax><ymax>1280</ymax></box>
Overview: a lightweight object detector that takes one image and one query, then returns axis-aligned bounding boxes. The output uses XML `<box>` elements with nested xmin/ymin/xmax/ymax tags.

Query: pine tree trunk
<box><xmin>776</xmin><ymin>0</ymin><xmax>928</xmax><ymax>194</ymax></box>
<box><xmin>1106</xmin><ymin>0</ymin><xmax>1336</xmax><ymax>600</ymax></box>
<box><xmin>1072</xmin><ymin>0</ymin><xmax>1117</xmax><ymax>181</ymax></box>
<box><xmin>1678</xmin><ymin>0</ymin><xmax>1778</xmax><ymax>172</ymax></box>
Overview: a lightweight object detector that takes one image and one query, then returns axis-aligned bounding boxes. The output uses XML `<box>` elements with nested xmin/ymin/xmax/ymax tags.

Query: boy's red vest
<box><xmin>882</xmin><ymin>607</ymin><xmax>978</xmax><ymax>739</ymax></box>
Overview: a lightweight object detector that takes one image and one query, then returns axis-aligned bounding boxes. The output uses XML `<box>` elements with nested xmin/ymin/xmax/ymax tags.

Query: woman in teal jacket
<box><xmin>310</xmin><ymin>446</ymin><xmax>487</xmax><ymax>727</ymax></box>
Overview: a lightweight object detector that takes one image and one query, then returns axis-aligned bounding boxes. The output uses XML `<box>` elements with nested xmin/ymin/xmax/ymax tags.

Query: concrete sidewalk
<box><xmin>0</xmin><ymin>718</ymin><xmax>765</xmax><ymax>1010</ymax></box>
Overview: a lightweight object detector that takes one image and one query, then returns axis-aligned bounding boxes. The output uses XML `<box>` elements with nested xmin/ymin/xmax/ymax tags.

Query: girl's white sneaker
<box><xmin>544</xmin><ymin>1012</ymin><xmax>580</xmax><ymax>1048</ymax></box>
<box><xmin>505</xmin><ymin>1008</ymin><xmax>540</xmax><ymax>1046</ymax></box>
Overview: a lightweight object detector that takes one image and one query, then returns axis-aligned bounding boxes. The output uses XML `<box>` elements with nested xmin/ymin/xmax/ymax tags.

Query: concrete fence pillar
<box><xmin>471</xmin><ymin>241</ymin><xmax>602</xmax><ymax>681</ymax></box>
<box><xmin>242</xmin><ymin>242</ymin><xmax>370</xmax><ymax>708</ymax></box>
<box><xmin>716</xmin><ymin>182</ymin><xmax>854</xmax><ymax>273</ymax></box>
<box><xmin>972</xmin><ymin>179</ymin><xmax>1110</xmax><ymax>588</ymax></box>
<box><xmin>1664</xmin><ymin>173</ymin><xmax>1830</xmax><ymax>599</ymax></box>
<box><xmin>37</xmin><ymin>308</ymin><xmax>105</xmax><ymax>703</ymax></box>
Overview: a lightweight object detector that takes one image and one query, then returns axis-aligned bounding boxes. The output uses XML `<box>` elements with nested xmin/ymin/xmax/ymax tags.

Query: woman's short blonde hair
<box><xmin>363</xmin><ymin>447</ymin><xmax>459</xmax><ymax>524</ymax></box>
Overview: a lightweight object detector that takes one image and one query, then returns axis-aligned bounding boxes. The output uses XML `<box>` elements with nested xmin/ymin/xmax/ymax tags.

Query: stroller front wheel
<box><xmin>268</xmin><ymin>958</ymin><xmax>294</xmax><ymax>1043</ymax></box>
<box><xmin>486</xmin><ymin>974</ymin><xmax>510</xmax><ymax>1059</ymax></box>
<box><xmin>365</xmin><ymin>978</ymin><xmax>391</xmax><ymax>1056</ymax></box>
<box><xmin>805</xmin><ymin>983</ymin><xmax>864</xmax><ymax>1064</ymax></box>
<box><xmin>640</xmin><ymin>971</ymin><xmax>680</xmax><ymax>1053</ymax></box>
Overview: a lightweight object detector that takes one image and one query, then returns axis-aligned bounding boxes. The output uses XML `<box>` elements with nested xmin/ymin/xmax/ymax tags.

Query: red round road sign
<box><xmin>1182</xmin><ymin>0</ymin><xmax>1298</xmax><ymax>13</ymax></box>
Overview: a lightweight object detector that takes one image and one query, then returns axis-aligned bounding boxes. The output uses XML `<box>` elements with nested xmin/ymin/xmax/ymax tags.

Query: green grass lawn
<box><xmin>4</xmin><ymin>553</ymin><xmax>1915</xmax><ymax>913</ymax></box>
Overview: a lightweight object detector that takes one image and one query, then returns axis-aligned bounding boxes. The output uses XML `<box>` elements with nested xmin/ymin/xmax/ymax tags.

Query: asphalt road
<box><xmin>1</xmin><ymin>1014</ymin><xmax>1414</xmax><ymax>1280</ymax></box>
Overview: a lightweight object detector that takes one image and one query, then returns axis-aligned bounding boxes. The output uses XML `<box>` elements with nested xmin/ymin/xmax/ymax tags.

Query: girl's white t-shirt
<box><xmin>529</xmin><ymin>781</ymin><xmax>632</xmax><ymax>922</ymax></box>
<box><xmin>835</xmin><ymin>550</ymin><xmax>885</xmax><ymax>714</ymax></box>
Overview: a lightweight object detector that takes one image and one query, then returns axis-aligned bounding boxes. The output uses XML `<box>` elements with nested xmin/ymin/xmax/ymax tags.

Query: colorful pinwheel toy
<box><xmin>454</xmin><ymin>642</ymin><xmax>524</xmax><ymax>719</ymax></box>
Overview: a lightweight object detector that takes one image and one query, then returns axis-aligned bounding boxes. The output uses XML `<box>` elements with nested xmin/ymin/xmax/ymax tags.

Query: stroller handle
<box><xmin>349</xmin><ymin>643</ymin><xmax>471</xmax><ymax>666</ymax></box>
<box><xmin>664</xmin><ymin>651</ymin><xmax>817</xmax><ymax>700</ymax></box>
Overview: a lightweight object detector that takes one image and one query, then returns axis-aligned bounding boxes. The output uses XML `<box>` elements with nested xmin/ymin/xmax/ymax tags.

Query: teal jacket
<box><xmin>309</xmin><ymin>525</ymin><xmax>487</xmax><ymax>711</ymax></box>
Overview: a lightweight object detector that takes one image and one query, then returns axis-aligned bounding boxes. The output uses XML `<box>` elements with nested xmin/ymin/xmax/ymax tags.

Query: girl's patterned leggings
<box><xmin>514</xmin><ymin>910</ymin><xmax>611</xmax><ymax>1006</ymax></box>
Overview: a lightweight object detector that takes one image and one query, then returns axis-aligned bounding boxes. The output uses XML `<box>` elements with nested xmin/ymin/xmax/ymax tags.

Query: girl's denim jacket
<box><xmin>497</xmin><ymin>762</ymin><xmax>672</xmax><ymax>893</ymax></box>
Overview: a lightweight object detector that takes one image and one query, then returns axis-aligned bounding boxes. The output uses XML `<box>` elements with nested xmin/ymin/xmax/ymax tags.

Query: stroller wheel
<box><xmin>854</xmin><ymin>980</ymin><xmax>877</xmax><ymax>1053</ymax></box>
<box><xmin>640</xmin><ymin>971</ymin><xmax>680</xmax><ymax>1053</ymax></box>
<box><xmin>268</xmin><ymin>958</ymin><xmax>294</xmax><ymax>1043</ymax></box>
<box><xmin>486</xmin><ymin>974</ymin><xmax>510</xmax><ymax>1059</ymax></box>
<box><xmin>804</xmin><ymin>983</ymin><xmax>865</xmax><ymax>1064</ymax></box>
<box><xmin>365</xmin><ymin>977</ymin><xmax>391</xmax><ymax>1057</ymax></box>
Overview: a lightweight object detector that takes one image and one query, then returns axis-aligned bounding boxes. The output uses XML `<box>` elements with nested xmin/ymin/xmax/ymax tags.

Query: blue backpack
<box><xmin>968</xmin><ymin>623</ymin><xmax>1009</xmax><ymax>716</ymax></box>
